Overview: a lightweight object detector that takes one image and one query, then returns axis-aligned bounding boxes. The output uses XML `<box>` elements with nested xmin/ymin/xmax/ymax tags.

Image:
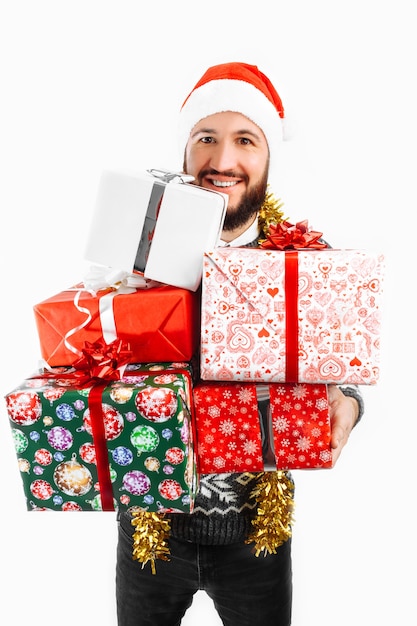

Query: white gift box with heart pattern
<box><xmin>200</xmin><ymin>247</ymin><xmax>385</xmax><ymax>385</ymax></box>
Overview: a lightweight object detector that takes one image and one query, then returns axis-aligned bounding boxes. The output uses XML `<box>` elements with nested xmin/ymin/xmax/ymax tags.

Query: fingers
<box><xmin>327</xmin><ymin>386</ymin><xmax>358</xmax><ymax>465</ymax></box>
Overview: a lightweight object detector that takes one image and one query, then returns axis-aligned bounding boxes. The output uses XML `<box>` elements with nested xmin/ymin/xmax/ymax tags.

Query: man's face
<box><xmin>183</xmin><ymin>111</ymin><xmax>269</xmax><ymax>236</ymax></box>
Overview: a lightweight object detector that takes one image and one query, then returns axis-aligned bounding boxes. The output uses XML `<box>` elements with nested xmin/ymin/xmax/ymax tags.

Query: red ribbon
<box><xmin>74</xmin><ymin>338</ymin><xmax>133</xmax><ymax>511</ymax></box>
<box><xmin>72</xmin><ymin>337</ymin><xmax>132</xmax><ymax>381</ymax></box>
<box><xmin>87</xmin><ymin>383</ymin><xmax>114</xmax><ymax>511</ymax></box>
<box><xmin>28</xmin><ymin>368</ymin><xmax>92</xmax><ymax>387</ymax></box>
<box><xmin>36</xmin><ymin>338</ymin><xmax>132</xmax><ymax>511</ymax></box>
<box><xmin>260</xmin><ymin>220</ymin><xmax>327</xmax><ymax>380</ymax></box>
<box><xmin>31</xmin><ymin>369</ymin><xmax>115</xmax><ymax>511</ymax></box>
<box><xmin>285</xmin><ymin>252</ymin><xmax>299</xmax><ymax>382</ymax></box>
<box><xmin>260</xmin><ymin>219</ymin><xmax>327</xmax><ymax>250</ymax></box>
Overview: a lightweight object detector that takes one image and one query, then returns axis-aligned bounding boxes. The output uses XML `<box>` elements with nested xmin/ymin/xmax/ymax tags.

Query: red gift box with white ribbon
<box><xmin>34</xmin><ymin>281</ymin><xmax>201</xmax><ymax>367</ymax></box>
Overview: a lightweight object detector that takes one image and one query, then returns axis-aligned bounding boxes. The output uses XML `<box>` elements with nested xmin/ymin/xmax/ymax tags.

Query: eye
<box><xmin>238</xmin><ymin>137</ymin><xmax>253</xmax><ymax>145</ymax></box>
<box><xmin>200</xmin><ymin>136</ymin><xmax>215</xmax><ymax>144</ymax></box>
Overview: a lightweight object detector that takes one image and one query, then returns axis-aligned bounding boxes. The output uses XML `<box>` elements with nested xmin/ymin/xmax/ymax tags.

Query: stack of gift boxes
<box><xmin>5</xmin><ymin>169</ymin><xmax>385</xmax><ymax>515</ymax></box>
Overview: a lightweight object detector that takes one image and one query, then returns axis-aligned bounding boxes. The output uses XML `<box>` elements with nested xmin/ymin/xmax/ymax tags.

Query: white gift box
<box><xmin>200</xmin><ymin>247</ymin><xmax>385</xmax><ymax>384</ymax></box>
<box><xmin>84</xmin><ymin>169</ymin><xmax>228</xmax><ymax>291</ymax></box>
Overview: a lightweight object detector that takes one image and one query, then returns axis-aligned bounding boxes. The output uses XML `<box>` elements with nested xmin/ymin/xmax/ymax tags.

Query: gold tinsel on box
<box><xmin>258</xmin><ymin>188</ymin><xmax>286</xmax><ymax>243</ymax></box>
<box><xmin>246</xmin><ymin>471</ymin><xmax>295</xmax><ymax>557</ymax></box>
<box><xmin>131</xmin><ymin>510</ymin><xmax>171</xmax><ymax>575</ymax></box>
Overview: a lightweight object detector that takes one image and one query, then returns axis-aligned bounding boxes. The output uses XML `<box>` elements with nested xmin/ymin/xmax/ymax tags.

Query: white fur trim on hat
<box><xmin>178</xmin><ymin>78</ymin><xmax>284</xmax><ymax>163</ymax></box>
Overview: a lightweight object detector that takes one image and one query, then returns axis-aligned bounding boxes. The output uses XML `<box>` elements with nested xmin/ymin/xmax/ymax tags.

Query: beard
<box><xmin>222</xmin><ymin>172</ymin><xmax>268</xmax><ymax>232</ymax></box>
<box><xmin>184</xmin><ymin>162</ymin><xmax>269</xmax><ymax>233</ymax></box>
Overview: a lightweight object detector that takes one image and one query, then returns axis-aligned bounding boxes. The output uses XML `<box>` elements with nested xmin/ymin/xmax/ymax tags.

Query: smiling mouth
<box><xmin>210</xmin><ymin>179</ymin><xmax>239</xmax><ymax>188</ymax></box>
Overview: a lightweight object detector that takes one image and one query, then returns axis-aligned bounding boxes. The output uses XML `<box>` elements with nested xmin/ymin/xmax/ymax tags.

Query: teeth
<box><xmin>212</xmin><ymin>180</ymin><xmax>238</xmax><ymax>187</ymax></box>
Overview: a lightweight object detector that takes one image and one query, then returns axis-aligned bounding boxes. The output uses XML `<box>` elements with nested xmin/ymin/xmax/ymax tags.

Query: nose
<box><xmin>208</xmin><ymin>140</ymin><xmax>238</xmax><ymax>173</ymax></box>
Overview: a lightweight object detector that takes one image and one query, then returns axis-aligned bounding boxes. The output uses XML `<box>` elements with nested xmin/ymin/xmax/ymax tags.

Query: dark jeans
<box><xmin>116</xmin><ymin>513</ymin><xmax>292</xmax><ymax>626</ymax></box>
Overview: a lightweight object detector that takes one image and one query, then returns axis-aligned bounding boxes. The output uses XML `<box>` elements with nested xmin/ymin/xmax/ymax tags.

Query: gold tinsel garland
<box><xmin>130</xmin><ymin>189</ymin><xmax>292</xmax><ymax>573</ymax></box>
<box><xmin>131</xmin><ymin>469</ymin><xmax>295</xmax><ymax>572</ymax></box>
<box><xmin>257</xmin><ymin>187</ymin><xmax>286</xmax><ymax>243</ymax></box>
<box><xmin>131</xmin><ymin>510</ymin><xmax>171</xmax><ymax>575</ymax></box>
<box><xmin>245</xmin><ymin>471</ymin><xmax>295</xmax><ymax>557</ymax></box>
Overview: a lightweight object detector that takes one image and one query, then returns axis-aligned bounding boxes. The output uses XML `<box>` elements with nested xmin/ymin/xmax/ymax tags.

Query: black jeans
<box><xmin>116</xmin><ymin>513</ymin><xmax>292</xmax><ymax>626</ymax></box>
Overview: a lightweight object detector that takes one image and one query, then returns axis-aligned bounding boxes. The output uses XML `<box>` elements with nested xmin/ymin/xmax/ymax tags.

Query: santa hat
<box><xmin>178</xmin><ymin>62</ymin><xmax>288</xmax><ymax>170</ymax></box>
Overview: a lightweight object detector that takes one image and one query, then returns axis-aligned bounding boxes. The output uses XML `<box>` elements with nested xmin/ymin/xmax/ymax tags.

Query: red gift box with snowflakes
<box><xmin>193</xmin><ymin>381</ymin><xmax>332</xmax><ymax>471</ymax></box>
<box><xmin>200</xmin><ymin>247</ymin><xmax>384</xmax><ymax>384</ymax></box>
<box><xmin>5</xmin><ymin>362</ymin><xmax>198</xmax><ymax>513</ymax></box>
<box><xmin>34</xmin><ymin>281</ymin><xmax>201</xmax><ymax>367</ymax></box>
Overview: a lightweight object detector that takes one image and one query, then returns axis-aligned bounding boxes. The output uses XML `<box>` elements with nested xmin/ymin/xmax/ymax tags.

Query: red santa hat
<box><xmin>178</xmin><ymin>62</ymin><xmax>288</xmax><ymax>171</ymax></box>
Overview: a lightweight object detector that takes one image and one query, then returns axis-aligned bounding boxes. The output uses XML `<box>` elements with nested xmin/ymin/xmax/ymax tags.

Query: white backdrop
<box><xmin>1</xmin><ymin>2</ymin><xmax>415</xmax><ymax>625</ymax></box>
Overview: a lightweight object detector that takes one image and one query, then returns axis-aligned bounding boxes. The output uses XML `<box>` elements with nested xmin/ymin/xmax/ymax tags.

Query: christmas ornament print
<box><xmin>83</xmin><ymin>404</ymin><xmax>124</xmax><ymax>440</ymax></box>
<box><xmin>5</xmin><ymin>363</ymin><xmax>197</xmax><ymax>512</ymax></box>
<box><xmin>135</xmin><ymin>387</ymin><xmax>178</xmax><ymax>422</ymax></box>
<box><xmin>6</xmin><ymin>391</ymin><xmax>42</xmax><ymax>425</ymax></box>
<box><xmin>158</xmin><ymin>478</ymin><xmax>183</xmax><ymax>500</ymax></box>
<box><xmin>54</xmin><ymin>457</ymin><xmax>93</xmax><ymax>496</ymax></box>
<box><xmin>123</xmin><ymin>470</ymin><xmax>151</xmax><ymax>495</ymax></box>
<box><xmin>131</xmin><ymin>424</ymin><xmax>160</xmax><ymax>454</ymax></box>
<box><xmin>12</xmin><ymin>428</ymin><xmax>29</xmax><ymax>454</ymax></box>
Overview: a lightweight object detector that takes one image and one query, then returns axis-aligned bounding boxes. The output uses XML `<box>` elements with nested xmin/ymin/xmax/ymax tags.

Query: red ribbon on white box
<box><xmin>284</xmin><ymin>251</ymin><xmax>299</xmax><ymax>382</ymax></box>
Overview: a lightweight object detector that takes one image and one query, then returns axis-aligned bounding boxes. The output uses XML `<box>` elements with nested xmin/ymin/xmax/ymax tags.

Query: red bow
<box><xmin>260</xmin><ymin>219</ymin><xmax>327</xmax><ymax>250</ymax></box>
<box><xmin>72</xmin><ymin>338</ymin><xmax>132</xmax><ymax>382</ymax></box>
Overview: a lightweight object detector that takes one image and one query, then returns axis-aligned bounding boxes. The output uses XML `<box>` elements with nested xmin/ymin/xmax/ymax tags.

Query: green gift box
<box><xmin>5</xmin><ymin>362</ymin><xmax>198</xmax><ymax>513</ymax></box>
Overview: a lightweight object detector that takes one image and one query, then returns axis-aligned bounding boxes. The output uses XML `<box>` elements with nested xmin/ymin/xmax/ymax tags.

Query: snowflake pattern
<box><xmin>272</xmin><ymin>416</ymin><xmax>290</xmax><ymax>433</ymax></box>
<box><xmin>194</xmin><ymin>383</ymin><xmax>263</xmax><ymax>472</ymax></box>
<box><xmin>219</xmin><ymin>419</ymin><xmax>237</xmax><ymax>436</ymax></box>
<box><xmin>194</xmin><ymin>382</ymin><xmax>332</xmax><ymax>471</ymax></box>
<box><xmin>291</xmin><ymin>384</ymin><xmax>308</xmax><ymax>400</ymax></box>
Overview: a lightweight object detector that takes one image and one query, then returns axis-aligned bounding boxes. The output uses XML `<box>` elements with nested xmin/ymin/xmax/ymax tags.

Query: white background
<box><xmin>1</xmin><ymin>1</ymin><xmax>415</xmax><ymax>624</ymax></box>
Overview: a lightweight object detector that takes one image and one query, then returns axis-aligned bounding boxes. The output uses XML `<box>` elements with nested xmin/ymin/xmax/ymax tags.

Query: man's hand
<box><xmin>328</xmin><ymin>385</ymin><xmax>359</xmax><ymax>465</ymax></box>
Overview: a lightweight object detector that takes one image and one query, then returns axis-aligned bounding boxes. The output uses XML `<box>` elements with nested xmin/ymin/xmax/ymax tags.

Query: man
<box><xmin>116</xmin><ymin>62</ymin><xmax>364</xmax><ymax>626</ymax></box>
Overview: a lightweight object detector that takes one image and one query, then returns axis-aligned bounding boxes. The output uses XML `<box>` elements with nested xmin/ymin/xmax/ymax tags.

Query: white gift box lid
<box><xmin>84</xmin><ymin>169</ymin><xmax>228</xmax><ymax>291</ymax></box>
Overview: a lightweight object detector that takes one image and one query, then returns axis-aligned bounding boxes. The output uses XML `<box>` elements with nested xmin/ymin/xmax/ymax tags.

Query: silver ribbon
<box><xmin>147</xmin><ymin>168</ymin><xmax>195</xmax><ymax>184</ymax></box>
<box><xmin>256</xmin><ymin>385</ymin><xmax>277</xmax><ymax>471</ymax></box>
